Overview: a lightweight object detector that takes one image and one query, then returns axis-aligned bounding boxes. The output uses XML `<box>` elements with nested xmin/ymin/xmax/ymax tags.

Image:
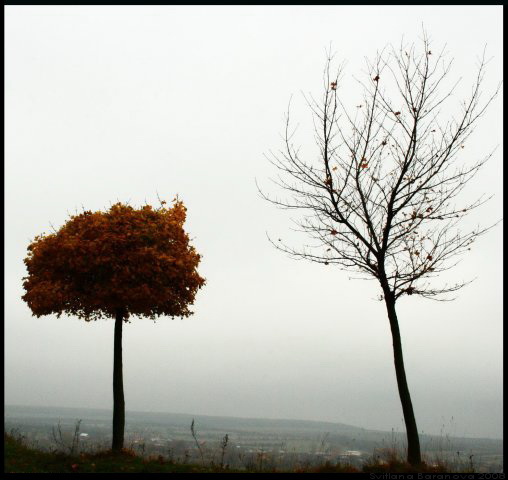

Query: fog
<box><xmin>5</xmin><ymin>6</ymin><xmax>502</xmax><ymax>439</ymax></box>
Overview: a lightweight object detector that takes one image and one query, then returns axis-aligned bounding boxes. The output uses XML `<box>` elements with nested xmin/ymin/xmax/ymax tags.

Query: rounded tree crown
<box><xmin>22</xmin><ymin>199</ymin><xmax>205</xmax><ymax>321</ymax></box>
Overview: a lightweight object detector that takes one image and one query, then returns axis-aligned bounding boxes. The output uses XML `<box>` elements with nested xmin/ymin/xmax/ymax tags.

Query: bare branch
<box><xmin>261</xmin><ymin>38</ymin><xmax>500</xmax><ymax>302</ymax></box>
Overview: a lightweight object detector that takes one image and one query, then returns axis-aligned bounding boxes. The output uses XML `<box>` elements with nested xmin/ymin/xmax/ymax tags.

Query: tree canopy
<box><xmin>22</xmin><ymin>199</ymin><xmax>205</xmax><ymax>321</ymax></box>
<box><xmin>262</xmin><ymin>39</ymin><xmax>499</xmax><ymax>302</ymax></box>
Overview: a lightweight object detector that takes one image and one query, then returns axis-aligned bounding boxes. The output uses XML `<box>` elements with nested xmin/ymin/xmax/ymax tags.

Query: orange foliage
<box><xmin>22</xmin><ymin>199</ymin><xmax>205</xmax><ymax>321</ymax></box>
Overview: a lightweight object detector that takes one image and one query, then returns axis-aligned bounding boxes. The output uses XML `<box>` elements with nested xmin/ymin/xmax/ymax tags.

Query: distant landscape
<box><xmin>5</xmin><ymin>405</ymin><xmax>503</xmax><ymax>472</ymax></box>
<box><xmin>5</xmin><ymin>4</ymin><xmax>502</xmax><ymax>475</ymax></box>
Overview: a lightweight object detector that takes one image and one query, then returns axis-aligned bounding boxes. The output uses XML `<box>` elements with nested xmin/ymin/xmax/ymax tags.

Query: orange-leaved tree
<box><xmin>22</xmin><ymin>199</ymin><xmax>205</xmax><ymax>452</ymax></box>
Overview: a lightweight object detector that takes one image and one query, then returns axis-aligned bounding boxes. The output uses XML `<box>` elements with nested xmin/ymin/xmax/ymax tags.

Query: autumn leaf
<box><xmin>22</xmin><ymin>199</ymin><xmax>205</xmax><ymax>321</ymax></box>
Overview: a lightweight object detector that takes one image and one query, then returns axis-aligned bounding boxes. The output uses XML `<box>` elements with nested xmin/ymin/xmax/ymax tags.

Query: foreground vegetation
<box><xmin>5</xmin><ymin>432</ymin><xmax>464</xmax><ymax>474</ymax></box>
<box><xmin>4</xmin><ymin>433</ymin><xmax>236</xmax><ymax>473</ymax></box>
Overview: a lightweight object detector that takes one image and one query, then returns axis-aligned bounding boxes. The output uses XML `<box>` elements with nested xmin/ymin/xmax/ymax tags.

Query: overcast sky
<box><xmin>5</xmin><ymin>6</ymin><xmax>503</xmax><ymax>440</ymax></box>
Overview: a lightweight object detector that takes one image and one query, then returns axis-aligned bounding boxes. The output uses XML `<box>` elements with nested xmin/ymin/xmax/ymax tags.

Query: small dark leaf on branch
<box><xmin>394</xmin><ymin>111</ymin><xmax>401</xmax><ymax>116</ymax></box>
<box><xmin>330</xmin><ymin>229</ymin><xmax>338</xmax><ymax>235</ymax></box>
<box><xmin>373</xmin><ymin>75</ymin><xmax>380</xmax><ymax>82</ymax></box>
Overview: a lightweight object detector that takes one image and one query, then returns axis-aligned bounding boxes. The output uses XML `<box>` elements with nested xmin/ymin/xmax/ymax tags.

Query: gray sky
<box><xmin>5</xmin><ymin>6</ymin><xmax>503</xmax><ymax>439</ymax></box>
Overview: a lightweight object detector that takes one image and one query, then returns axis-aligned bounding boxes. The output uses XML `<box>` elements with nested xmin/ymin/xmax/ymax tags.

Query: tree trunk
<box><xmin>112</xmin><ymin>308</ymin><xmax>125</xmax><ymax>452</ymax></box>
<box><xmin>382</xmin><ymin>289</ymin><xmax>422</xmax><ymax>466</ymax></box>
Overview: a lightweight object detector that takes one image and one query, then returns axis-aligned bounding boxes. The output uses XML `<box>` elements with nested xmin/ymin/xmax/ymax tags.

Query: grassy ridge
<box><xmin>5</xmin><ymin>432</ymin><xmax>456</xmax><ymax>474</ymax></box>
<box><xmin>4</xmin><ymin>433</ymin><xmax>238</xmax><ymax>473</ymax></box>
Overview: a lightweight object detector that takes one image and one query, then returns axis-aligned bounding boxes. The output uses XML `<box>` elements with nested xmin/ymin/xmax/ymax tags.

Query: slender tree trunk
<box><xmin>382</xmin><ymin>287</ymin><xmax>422</xmax><ymax>466</ymax></box>
<box><xmin>112</xmin><ymin>308</ymin><xmax>125</xmax><ymax>452</ymax></box>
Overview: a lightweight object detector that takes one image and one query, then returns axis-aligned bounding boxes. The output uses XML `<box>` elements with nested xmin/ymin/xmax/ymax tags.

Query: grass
<box><xmin>4</xmin><ymin>432</ymin><xmax>242</xmax><ymax>473</ymax></box>
<box><xmin>5</xmin><ymin>432</ymin><xmax>460</xmax><ymax>474</ymax></box>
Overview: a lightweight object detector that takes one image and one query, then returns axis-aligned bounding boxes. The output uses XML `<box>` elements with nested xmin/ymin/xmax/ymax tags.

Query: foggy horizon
<box><xmin>5</xmin><ymin>6</ymin><xmax>503</xmax><ymax>442</ymax></box>
<box><xmin>4</xmin><ymin>403</ymin><xmax>503</xmax><ymax>441</ymax></box>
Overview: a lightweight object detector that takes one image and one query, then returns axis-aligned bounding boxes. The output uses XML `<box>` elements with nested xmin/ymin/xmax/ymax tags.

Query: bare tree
<box><xmin>260</xmin><ymin>34</ymin><xmax>500</xmax><ymax>466</ymax></box>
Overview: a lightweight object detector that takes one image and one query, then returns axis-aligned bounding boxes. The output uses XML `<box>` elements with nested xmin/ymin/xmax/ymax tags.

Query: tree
<box><xmin>261</xmin><ymin>36</ymin><xmax>499</xmax><ymax>465</ymax></box>
<box><xmin>22</xmin><ymin>199</ymin><xmax>205</xmax><ymax>452</ymax></box>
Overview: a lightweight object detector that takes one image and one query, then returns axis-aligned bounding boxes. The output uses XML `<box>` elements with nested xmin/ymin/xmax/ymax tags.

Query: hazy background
<box><xmin>5</xmin><ymin>6</ymin><xmax>503</xmax><ymax>439</ymax></box>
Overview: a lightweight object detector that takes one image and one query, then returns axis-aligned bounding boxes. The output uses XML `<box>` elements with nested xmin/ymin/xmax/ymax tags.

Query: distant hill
<box><xmin>5</xmin><ymin>404</ymin><xmax>372</xmax><ymax>434</ymax></box>
<box><xmin>5</xmin><ymin>404</ymin><xmax>502</xmax><ymax>448</ymax></box>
